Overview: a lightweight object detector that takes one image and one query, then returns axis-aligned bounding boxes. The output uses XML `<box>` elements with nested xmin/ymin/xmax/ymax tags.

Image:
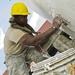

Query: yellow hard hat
<box><xmin>11</xmin><ymin>2</ymin><xmax>30</xmax><ymax>15</ymax></box>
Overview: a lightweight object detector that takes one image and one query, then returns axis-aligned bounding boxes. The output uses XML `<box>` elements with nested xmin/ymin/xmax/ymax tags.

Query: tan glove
<box><xmin>52</xmin><ymin>16</ymin><xmax>63</xmax><ymax>29</ymax></box>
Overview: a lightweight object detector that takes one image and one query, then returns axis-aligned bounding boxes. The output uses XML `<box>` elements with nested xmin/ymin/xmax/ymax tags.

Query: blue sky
<box><xmin>0</xmin><ymin>0</ymin><xmax>21</xmax><ymax>32</ymax></box>
<box><xmin>0</xmin><ymin>0</ymin><xmax>20</xmax><ymax>74</ymax></box>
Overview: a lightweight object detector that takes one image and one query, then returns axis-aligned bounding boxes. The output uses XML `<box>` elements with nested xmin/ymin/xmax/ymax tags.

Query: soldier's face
<box><xmin>19</xmin><ymin>15</ymin><xmax>28</xmax><ymax>25</ymax></box>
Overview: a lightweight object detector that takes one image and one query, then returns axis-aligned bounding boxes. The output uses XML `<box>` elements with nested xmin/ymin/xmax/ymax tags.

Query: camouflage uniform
<box><xmin>5</xmin><ymin>47</ymin><xmax>45</xmax><ymax>75</ymax></box>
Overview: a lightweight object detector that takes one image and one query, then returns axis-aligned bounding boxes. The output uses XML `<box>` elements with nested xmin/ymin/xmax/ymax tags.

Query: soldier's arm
<box><xmin>18</xmin><ymin>17</ymin><xmax>62</xmax><ymax>46</ymax></box>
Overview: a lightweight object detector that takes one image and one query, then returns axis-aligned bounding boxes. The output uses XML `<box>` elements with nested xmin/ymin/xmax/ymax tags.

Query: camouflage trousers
<box><xmin>5</xmin><ymin>47</ymin><xmax>45</xmax><ymax>75</ymax></box>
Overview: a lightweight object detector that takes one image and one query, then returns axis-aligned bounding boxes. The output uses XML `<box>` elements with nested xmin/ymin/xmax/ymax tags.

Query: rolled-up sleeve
<box><xmin>8</xmin><ymin>29</ymin><xmax>27</xmax><ymax>43</ymax></box>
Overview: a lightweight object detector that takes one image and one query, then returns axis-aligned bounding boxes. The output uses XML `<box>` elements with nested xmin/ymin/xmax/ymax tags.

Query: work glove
<box><xmin>52</xmin><ymin>16</ymin><xmax>63</xmax><ymax>29</ymax></box>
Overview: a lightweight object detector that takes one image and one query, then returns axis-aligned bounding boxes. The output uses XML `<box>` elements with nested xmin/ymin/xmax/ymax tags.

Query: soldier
<box><xmin>4</xmin><ymin>2</ymin><xmax>62</xmax><ymax>75</ymax></box>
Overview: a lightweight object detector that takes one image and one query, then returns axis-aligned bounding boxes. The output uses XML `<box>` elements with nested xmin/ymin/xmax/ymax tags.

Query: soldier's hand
<box><xmin>30</xmin><ymin>61</ymin><xmax>36</xmax><ymax>68</ymax></box>
<box><xmin>52</xmin><ymin>16</ymin><xmax>62</xmax><ymax>29</ymax></box>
